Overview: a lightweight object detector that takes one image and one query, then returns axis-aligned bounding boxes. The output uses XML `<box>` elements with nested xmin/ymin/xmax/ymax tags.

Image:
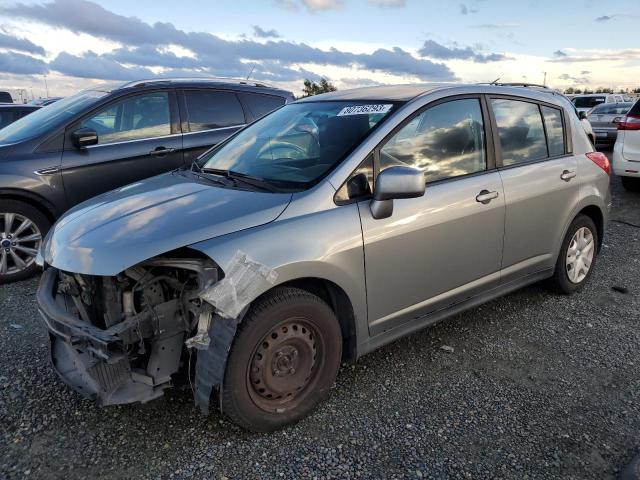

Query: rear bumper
<box><xmin>593</xmin><ymin>129</ymin><xmax>617</xmax><ymax>143</ymax></box>
<box><xmin>37</xmin><ymin>268</ymin><xmax>169</xmax><ymax>405</ymax></box>
<box><xmin>612</xmin><ymin>147</ymin><xmax>640</xmax><ymax>178</ymax></box>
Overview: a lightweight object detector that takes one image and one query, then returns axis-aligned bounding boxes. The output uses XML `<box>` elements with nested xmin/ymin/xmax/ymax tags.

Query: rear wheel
<box><xmin>548</xmin><ymin>214</ymin><xmax>597</xmax><ymax>294</ymax></box>
<box><xmin>221</xmin><ymin>287</ymin><xmax>342</xmax><ymax>432</ymax></box>
<box><xmin>621</xmin><ymin>176</ymin><xmax>640</xmax><ymax>192</ymax></box>
<box><xmin>0</xmin><ymin>200</ymin><xmax>50</xmax><ymax>283</ymax></box>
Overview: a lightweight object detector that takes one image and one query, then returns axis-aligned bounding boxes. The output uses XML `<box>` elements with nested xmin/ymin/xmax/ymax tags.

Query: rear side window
<box><xmin>241</xmin><ymin>93</ymin><xmax>285</xmax><ymax>120</ymax></box>
<box><xmin>491</xmin><ymin>99</ymin><xmax>547</xmax><ymax>166</ymax></box>
<box><xmin>629</xmin><ymin>99</ymin><xmax>640</xmax><ymax>116</ymax></box>
<box><xmin>380</xmin><ymin>98</ymin><xmax>486</xmax><ymax>183</ymax></box>
<box><xmin>541</xmin><ymin>106</ymin><xmax>565</xmax><ymax>157</ymax></box>
<box><xmin>184</xmin><ymin>90</ymin><xmax>245</xmax><ymax>131</ymax></box>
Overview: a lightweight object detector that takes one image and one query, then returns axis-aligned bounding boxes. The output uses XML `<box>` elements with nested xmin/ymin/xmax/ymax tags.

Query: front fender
<box><xmin>189</xmin><ymin>202</ymin><xmax>367</xmax><ymax>341</ymax></box>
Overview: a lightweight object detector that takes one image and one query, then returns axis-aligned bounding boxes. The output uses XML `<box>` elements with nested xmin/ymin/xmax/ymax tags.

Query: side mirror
<box><xmin>578</xmin><ymin>111</ymin><xmax>588</xmax><ymax>120</ymax></box>
<box><xmin>370</xmin><ymin>166</ymin><xmax>425</xmax><ymax>220</ymax></box>
<box><xmin>71</xmin><ymin>127</ymin><xmax>98</xmax><ymax>149</ymax></box>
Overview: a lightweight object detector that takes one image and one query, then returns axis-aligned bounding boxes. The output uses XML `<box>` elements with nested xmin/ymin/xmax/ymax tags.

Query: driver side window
<box><xmin>81</xmin><ymin>92</ymin><xmax>171</xmax><ymax>145</ymax></box>
<box><xmin>379</xmin><ymin>98</ymin><xmax>487</xmax><ymax>183</ymax></box>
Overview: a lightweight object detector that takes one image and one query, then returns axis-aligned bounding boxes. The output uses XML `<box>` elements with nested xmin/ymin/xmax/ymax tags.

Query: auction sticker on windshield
<box><xmin>337</xmin><ymin>104</ymin><xmax>393</xmax><ymax>116</ymax></box>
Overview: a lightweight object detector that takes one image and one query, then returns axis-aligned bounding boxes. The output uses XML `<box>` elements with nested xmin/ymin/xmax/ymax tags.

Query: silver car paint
<box><xmin>41</xmin><ymin>84</ymin><xmax>610</xmax><ymax>360</ymax></box>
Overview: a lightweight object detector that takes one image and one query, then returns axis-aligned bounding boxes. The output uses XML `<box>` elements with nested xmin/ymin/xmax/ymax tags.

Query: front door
<box><xmin>359</xmin><ymin>97</ymin><xmax>505</xmax><ymax>335</ymax></box>
<box><xmin>61</xmin><ymin>90</ymin><xmax>184</xmax><ymax>206</ymax></box>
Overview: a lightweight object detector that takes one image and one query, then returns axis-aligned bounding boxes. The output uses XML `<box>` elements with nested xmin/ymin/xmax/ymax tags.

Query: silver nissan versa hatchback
<box><xmin>37</xmin><ymin>84</ymin><xmax>611</xmax><ymax>432</ymax></box>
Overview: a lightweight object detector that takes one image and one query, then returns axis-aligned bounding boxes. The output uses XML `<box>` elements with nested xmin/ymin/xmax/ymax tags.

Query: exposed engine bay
<box><xmin>38</xmin><ymin>253</ymin><xmax>234</xmax><ymax>409</ymax></box>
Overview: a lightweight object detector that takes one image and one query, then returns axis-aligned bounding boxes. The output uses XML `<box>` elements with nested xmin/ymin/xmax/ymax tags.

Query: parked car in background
<box><xmin>0</xmin><ymin>104</ymin><xmax>40</xmax><ymax>129</ymax></box>
<box><xmin>0</xmin><ymin>91</ymin><xmax>13</xmax><ymax>103</ymax></box>
<box><xmin>587</xmin><ymin>102</ymin><xmax>633</xmax><ymax>145</ymax></box>
<box><xmin>0</xmin><ymin>77</ymin><xmax>293</xmax><ymax>282</ymax></box>
<box><xmin>29</xmin><ymin>97</ymin><xmax>63</xmax><ymax>107</ymax></box>
<box><xmin>572</xmin><ymin>93</ymin><xmax>625</xmax><ymax>113</ymax></box>
<box><xmin>37</xmin><ymin>84</ymin><xmax>611</xmax><ymax>432</ymax></box>
<box><xmin>613</xmin><ymin>99</ymin><xmax>640</xmax><ymax>191</ymax></box>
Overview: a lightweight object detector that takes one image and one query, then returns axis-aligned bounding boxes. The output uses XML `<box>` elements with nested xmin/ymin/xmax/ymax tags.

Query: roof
<box><xmin>299</xmin><ymin>84</ymin><xmax>454</xmax><ymax>102</ymax></box>
<box><xmin>90</xmin><ymin>77</ymin><xmax>293</xmax><ymax>97</ymax></box>
<box><xmin>0</xmin><ymin>103</ymin><xmax>40</xmax><ymax>109</ymax></box>
<box><xmin>296</xmin><ymin>83</ymin><xmax>573</xmax><ymax>106</ymax></box>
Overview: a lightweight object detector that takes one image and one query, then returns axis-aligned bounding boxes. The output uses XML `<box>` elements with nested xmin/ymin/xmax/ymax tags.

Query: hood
<box><xmin>43</xmin><ymin>171</ymin><xmax>292</xmax><ymax>275</ymax></box>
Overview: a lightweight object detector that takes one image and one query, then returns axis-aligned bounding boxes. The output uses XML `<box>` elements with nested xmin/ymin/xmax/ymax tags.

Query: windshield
<box><xmin>573</xmin><ymin>97</ymin><xmax>606</xmax><ymax>108</ymax></box>
<box><xmin>200</xmin><ymin>101</ymin><xmax>398</xmax><ymax>189</ymax></box>
<box><xmin>0</xmin><ymin>90</ymin><xmax>107</xmax><ymax>144</ymax></box>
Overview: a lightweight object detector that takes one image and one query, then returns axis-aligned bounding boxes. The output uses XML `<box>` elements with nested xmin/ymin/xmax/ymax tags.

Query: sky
<box><xmin>0</xmin><ymin>0</ymin><xmax>639</xmax><ymax>99</ymax></box>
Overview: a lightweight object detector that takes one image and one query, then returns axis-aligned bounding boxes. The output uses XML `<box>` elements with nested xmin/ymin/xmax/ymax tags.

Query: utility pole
<box><xmin>543</xmin><ymin>71</ymin><xmax>547</xmax><ymax>86</ymax></box>
<box><xmin>43</xmin><ymin>75</ymin><xmax>49</xmax><ymax>98</ymax></box>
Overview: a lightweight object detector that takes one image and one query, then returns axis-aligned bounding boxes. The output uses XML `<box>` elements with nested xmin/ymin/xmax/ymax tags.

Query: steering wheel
<box><xmin>257</xmin><ymin>141</ymin><xmax>309</xmax><ymax>161</ymax></box>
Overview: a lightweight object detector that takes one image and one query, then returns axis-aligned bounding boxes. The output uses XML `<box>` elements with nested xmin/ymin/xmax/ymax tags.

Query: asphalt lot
<box><xmin>1</xmin><ymin>147</ymin><xmax>639</xmax><ymax>479</ymax></box>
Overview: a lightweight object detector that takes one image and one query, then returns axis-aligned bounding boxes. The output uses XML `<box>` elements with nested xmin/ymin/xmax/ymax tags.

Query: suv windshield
<box><xmin>573</xmin><ymin>96</ymin><xmax>606</xmax><ymax>108</ymax></box>
<box><xmin>0</xmin><ymin>90</ymin><xmax>107</xmax><ymax>145</ymax></box>
<box><xmin>200</xmin><ymin>101</ymin><xmax>398</xmax><ymax>189</ymax></box>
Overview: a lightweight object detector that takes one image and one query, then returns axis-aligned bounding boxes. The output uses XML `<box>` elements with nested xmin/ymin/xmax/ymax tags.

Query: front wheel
<box><xmin>0</xmin><ymin>200</ymin><xmax>50</xmax><ymax>283</ymax></box>
<box><xmin>221</xmin><ymin>287</ymin><xmax>342</xmax><ymax>432</ymax></box>
<box><xmin>548</xmin><ymin>214</ymin><xmax>598</xmax><ymax>294</ymax></box>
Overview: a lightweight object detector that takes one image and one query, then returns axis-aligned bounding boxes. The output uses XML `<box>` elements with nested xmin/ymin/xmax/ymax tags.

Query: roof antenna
<box><xmin>490</xmin><ymin>77</ymin><xmax>501</xmax><ymax>85</ymax></box>
<box><xmin>246</xmin><ymin>65</ymin><xmax>256</xmax><ymax>80</ymax></box>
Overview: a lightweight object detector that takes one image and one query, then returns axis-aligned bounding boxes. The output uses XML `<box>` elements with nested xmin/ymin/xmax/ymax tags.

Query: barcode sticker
<box><xmin>337</xmin><ymin>104</ymin><xmax>393</xmax><ymax>116</ymax></box>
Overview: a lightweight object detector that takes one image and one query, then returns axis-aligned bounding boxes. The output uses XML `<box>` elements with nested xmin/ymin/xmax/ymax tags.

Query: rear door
<box><xmin>178</xmin><ymin>89</ymin><xmax>247</xmax><ymax>164</ymax></box>
<box><xmin>489</xmin><ymin>97</ymin><xmax>579</xmax><ymax>281</ymax></box>
<box><xmin>238</xmin><ymin>92</ymin><xmax>286</xmax><ymax>122</ymax></box>
<box><xmin>61</xmin><ymin>89</ymin><xmax>184</xmax><ymax>206</ymax></box>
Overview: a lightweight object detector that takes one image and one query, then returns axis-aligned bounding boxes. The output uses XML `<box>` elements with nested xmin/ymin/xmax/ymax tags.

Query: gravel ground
<box><xmin>1</xmin><ymin>151</ymin><xmax>639</xmax><ymax>479</ymax></box>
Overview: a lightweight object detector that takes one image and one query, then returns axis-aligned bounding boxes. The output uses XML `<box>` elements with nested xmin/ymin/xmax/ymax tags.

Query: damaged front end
<box><xmin>37</xmin><ymin>249</ymin><xmax>278</xmax><ymax>412</ymax></box>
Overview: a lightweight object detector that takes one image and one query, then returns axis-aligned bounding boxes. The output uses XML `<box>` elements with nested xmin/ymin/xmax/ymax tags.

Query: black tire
<box><xmin>621</xmin><ymin>176</ymin><xmax>640</xmax><ymax>192</ymax></box>
<box><xmin>548</xmin><ymin>214</ymin><xmax>598</xmax><ymax>294</ymax></box>
<box><xmin>0</xmin><ymin>199</ymin><xmax>50</xmax><ymax>284</ymax></box>
<box><xmin>221</xmin><ymin>287</ymin><xmax>342</xmax><ymax>432</ymax></box>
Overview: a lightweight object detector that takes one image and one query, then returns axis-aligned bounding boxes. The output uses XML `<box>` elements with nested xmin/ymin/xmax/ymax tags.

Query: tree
<box><xmin>301</xmin><ymin>78</ymin><xmax>337</xmax><ymax>97</ymax></box>
<box><xmin>565</xmin><ymin>87</ymin><xmax>575</xmax><ymax>94</ymax></box>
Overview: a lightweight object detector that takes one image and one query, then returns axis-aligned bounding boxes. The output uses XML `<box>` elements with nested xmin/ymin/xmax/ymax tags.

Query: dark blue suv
<box><xmin>0</xmin><ymin>78</ymin><xmax>293</xmax><ymax>282</ymax></box>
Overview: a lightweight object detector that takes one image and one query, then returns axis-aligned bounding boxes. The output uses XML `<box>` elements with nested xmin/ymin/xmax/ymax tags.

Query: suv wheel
<box><xmin>548</xmin><ymin>214</ymin><xmax>598</xmax><ymax>294</ymax></box>
<box><xmin>0</xmin><ymin>200</ymin><xmax>50</xmax><ymax>283</ymax></box>
<box><xmin>621</xmin><ymin>176</ymin><xmax>640</xmax><ymax>192</ymax></box>
<box><xmin>221</xmin><ymin>287</ymin><xmax>342</xmax><ymax>432</ymax></box>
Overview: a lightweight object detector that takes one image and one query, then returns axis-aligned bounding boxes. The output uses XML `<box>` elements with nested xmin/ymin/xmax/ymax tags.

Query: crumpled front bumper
<box><xmin>37</xmin><ymin>267</ymin><xmax>171</xmax><ymax>405</ymax></box>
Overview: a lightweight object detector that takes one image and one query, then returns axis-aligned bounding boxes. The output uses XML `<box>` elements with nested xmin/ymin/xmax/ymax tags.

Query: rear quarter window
<box><xmin>629</xmin><ymin>99</ymin><xmax>640</xmax><ymax>116</ymax></box>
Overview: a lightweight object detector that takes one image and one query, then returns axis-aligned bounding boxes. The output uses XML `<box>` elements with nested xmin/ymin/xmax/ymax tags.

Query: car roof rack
<box><xmin>477</xmin><ymin>81</ymin><xmax>551</xmax><ymax>89</ymax></box>
<box><xmin>120</xmin><ymin>77</ymin><xmax>277</xmax><ymax>90</ymax></box>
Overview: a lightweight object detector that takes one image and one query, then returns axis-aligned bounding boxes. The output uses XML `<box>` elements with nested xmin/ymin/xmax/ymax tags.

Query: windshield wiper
<box><xmin>201</xmin><ymin>168</ymin><xmax>278</xmax><ymax>192</ymax></box>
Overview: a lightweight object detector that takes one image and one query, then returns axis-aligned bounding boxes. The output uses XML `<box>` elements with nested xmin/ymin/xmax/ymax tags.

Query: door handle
<box><xmin>149</xmin><ymin>147</ymin><xmax>176</xmax><ymax>156</ymax></box>
<box><xmin>476</xmin><ymin>190</ymin><xmax>499</xmax><ymax>204</ymax></box>
<box><xmin>560</xmin><ymin>170</ymin><xmax>576</xmax><ymax>181</ymax></box>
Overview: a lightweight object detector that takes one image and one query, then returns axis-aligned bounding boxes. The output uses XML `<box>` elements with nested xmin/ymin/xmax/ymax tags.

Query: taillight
<box><xmin>586</xmin><ymin>152</ymin><xmax>611</xmax><ymax>175</ymax></box>
<box><xmin>617</xmin><ymin>114</ymin><xmax>640</xmax><ymax>130</ymax></box>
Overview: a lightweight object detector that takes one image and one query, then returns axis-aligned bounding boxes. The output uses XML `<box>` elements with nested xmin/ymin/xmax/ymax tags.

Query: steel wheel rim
<box><xmin>565</xmin><ymin>226</ymin><xmax>594</xmax><ymax>284</ymax></box>
<box><xmin>247</xmin><ymin>317</ymin><xmax>323</xmax><ymax>412</ymax></box>
<box><xmin>0</xmin><ymin>212</ymin><xmax>42</xmax><ymax>276</ymax></box>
